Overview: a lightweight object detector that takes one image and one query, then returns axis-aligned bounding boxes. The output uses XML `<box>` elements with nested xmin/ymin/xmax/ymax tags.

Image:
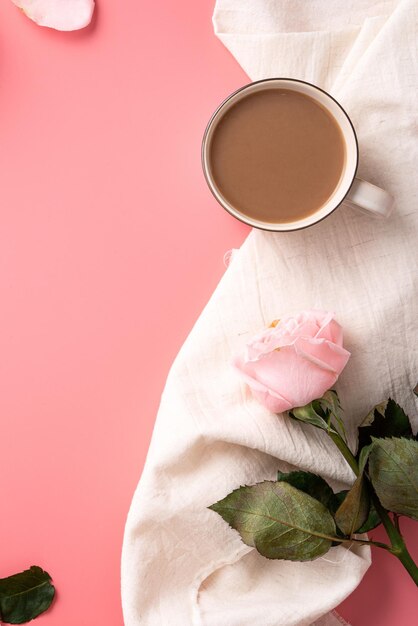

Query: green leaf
<box><xmin>356</xmin><ymin>498</ymin><xmax>381</xmax><ymax>533</ymax></box>
<box><xmin>369</xmin><ymin>437</ymin><xmax>418</xmax><ymax>520</ymax></box>
<box><xmin>335</xmin><ymin>474</ymin><xmax>370</xmax><ymax>536</ymax></box>
<box><xmin>330</xmin><ymin>491</ymin><xmax>349</xmax><ymax>544</ymax></box>
<box><xmin>275</xmin><ymin>471</ymin><xmax>367</xmax><ymax>541</ymax></box>
<box><xmin>209</xmin><ymin>481</ymin><xmax>337</xmax><ymax>561</ymax></box>
<box><xmin>290</xmin><ymin>391</ymin><xmax>348</xmax><ymax>441</ymax></box>
<box><xmin>319</xmin><ymin>390</ymin><xmax>341</xmax><ymax>416</ymax></box>
<box><xmin>273</xmin><ymin>470</ymin><xmax>378</xmax><ymax>541</ymax></box>
<box><xmin>276</xmin><ymin>470</ymin><xmax>340</xmax><ymax>513</ymax></box>
<box><xmin>290</xmin><ymin>402</ymin><xmax>336</xmax><ymax>434</ymax></box>
<box><xmin>332</xmin><ymin>490</ymin><xmax>348</xmax><ymax>515</ymax></box>
<box><xmin>358</xmin><ymin>399</ymin><xmax>413</xmax><ymax>452</ymax></box>
<box><xmin>333</xmin><ymin>487</ymin><xmax>381</xmax><ymax>533</ymax></box>
<box><xmin>0</xmin><ymin>566</ymin><xmax>55</xmax><ymax>624</ymax></box>
<box><xmin>319</xmin><ymin>390</ymin><xmax>347</xmax><ymax>439</ymax></box>
<box><xmin>358</xmin><ymin>444</ymin><xmax>372</xmax><ymax>473</ymax></box>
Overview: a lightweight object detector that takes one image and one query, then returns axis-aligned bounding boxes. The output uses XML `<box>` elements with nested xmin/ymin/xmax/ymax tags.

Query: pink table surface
<box><xmin>0</xmin><ymin>2</ymin><xmax>416</xmax><ymax>625</ymax></box>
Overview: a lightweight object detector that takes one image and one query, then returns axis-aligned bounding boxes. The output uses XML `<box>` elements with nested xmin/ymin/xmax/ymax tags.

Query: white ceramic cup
<box><xmin>202</xmin><ymin>78</ymin><xmax>394</xmax><ymax>232</ymax></box>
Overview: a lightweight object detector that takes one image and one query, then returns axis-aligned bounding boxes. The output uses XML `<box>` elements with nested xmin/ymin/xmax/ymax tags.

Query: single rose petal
<box><xmin>12</xmin><ymin>0</ymin><xmax>95</xmax><ymax>31</ymax></box>
<box><xmin>233</xmin><ymin>354</ymin><xmax>293</xmax><ymax>413</ymax></box>
<box><xmin>289</xmin><ymin>319</ymin><xmax>319</xmax><ymax>341</ymax></box>
<box><xmin>294</xmin><ymin>335</ymin><xmax>350</xmax><ymax>374</ymax></box>
<box><xmin>316</xmin><ymin>315</ymin><xmax>344</xmax><ymax>345</ymax></box>
<box><xmin>252</xmin><ymin>388</ymin><xmax>292</xmax><ymax>414</ymax></box>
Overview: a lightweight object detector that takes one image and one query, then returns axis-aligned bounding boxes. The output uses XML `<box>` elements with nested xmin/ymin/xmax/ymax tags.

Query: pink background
<box><xmin>0</xmin><ymin>2</ymin><xmax>415</xmax><ymax>625</ymax></box>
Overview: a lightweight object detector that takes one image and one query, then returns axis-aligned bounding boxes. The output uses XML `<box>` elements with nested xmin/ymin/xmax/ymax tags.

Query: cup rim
<box><xmin>201</xmin><ymin>77</ymin><xmax>359</xmax><ymax>232</ymax></box>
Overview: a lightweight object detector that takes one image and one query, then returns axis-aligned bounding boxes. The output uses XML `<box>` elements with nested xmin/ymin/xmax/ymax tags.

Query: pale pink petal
<box><xmin>254</xmin><ymin>347</ymin><xmax>338</xmax><ymax>408</ymax></box>
<box><xmin>316</xmin><ymin>315</ymin><xmax>344</xmax><ymax>345</ymax></box>
<box><xmin>296</xmin><ymin>309</ymin><xmax>326</xmax><ymax>327</ymax></box>
<box><xmin>12</xmin><ymin>0</ymin><xmax>95</xmax><ymax>31</ymax></box>
<box><xmin>294</xmin><ymin>336</ymin><xmax>351</xmax><ymax>374</ymax></box>
<box><xmin>290</xmin><ymin>320</ymin><xmax>320</xmax><ymax>340</ymax></box>
<box><xmin>246</xmin><ymin>328</ymin><xmax>283</xmax><ymax>360</ymax></box>
<box><xmin>235</xmin><ymin>347</ymin><xmax>336</xmax><ymax>411</ymax></box>
<box><xmin>246</xmin><ymin>316</ymin><xmax>321</xmax><ymax>361</ymax></box>
<box><xmin>252</xmin><ymin>388</ymin><xmax>292</xmax><ymax>414</ymax></box>
<box><xmin>280</xmin><ymin>316</ymin><xmax>300</xmax><ymax>333</ymax></box>
<box><xmin>233</xmin><ymin>355</ymin><xmax>293</xmax><ymax>413</ymax></box>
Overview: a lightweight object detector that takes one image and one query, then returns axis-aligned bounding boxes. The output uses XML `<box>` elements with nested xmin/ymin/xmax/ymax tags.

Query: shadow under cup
<box><xmin>201</xmin><ymin>78</ymin><xmax>360</xmax><ymax>232</ymax></box>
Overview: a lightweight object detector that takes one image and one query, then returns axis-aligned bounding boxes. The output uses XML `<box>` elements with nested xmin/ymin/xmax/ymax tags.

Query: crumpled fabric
<box><xmin>122</xmin><ymin>1</ymin><xmax>418</xmax><ymax>624</ymax></box>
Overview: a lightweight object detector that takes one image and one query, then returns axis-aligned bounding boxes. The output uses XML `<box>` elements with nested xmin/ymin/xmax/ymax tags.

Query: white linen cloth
<box><xmin>121</xmin><ymin>1</ymin><xmax>418</xmax><ymax>624</ymax></box>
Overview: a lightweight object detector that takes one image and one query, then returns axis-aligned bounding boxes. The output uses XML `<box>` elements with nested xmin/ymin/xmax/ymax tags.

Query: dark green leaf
<box><xmin>319</xmin><ymin>390</ymin><xmax>341</xmax><ymax>416</ymax></box>
<box><xmin>358</xmin><ymin>399</ymin><xmax>413</xmax><ymax>452</ymax></box>
<box><xmin>335</xmin><ymin>474</ymin><xmax>370</xmax><ymax>536</ymax></box>
<box><xmin>332</xmin><ymin>490</ymin><xmax>348</xmax><ymax>515</ymax></box>
<box><xmin>369</xmin><ymin>437</ymin><xmax>418</xmax><ymax>520</ymax></box>
<box><xmin>319</xmin><ymin>390</ymin><xmax>347</xmax><ymax>439</ymax></box>
<box><xmin>0</xmin><ymin>566</ymin><xmax>55</xmax><ymax>624</ymax></box>
<box><xmin>209</xmin><ymin>481</ymin><xmax>337</xmax><ymax>561</ymax></box>
<box><xmin>276</xmin><ymin>470</ymin><xmax>341</xmax><ymax>513</ymax></box>
<box><xmin>275</xmin><ymin>471</ymin><xmax>361</xmax><ymax>541</ymax></box>
<box><xmin>333</xmin><ymin>486</ymin><xmax>381</xmax><ymax>533</ymax></box>
<box><xmin>358</xmin><ymin>444</ymin><xmax>372</xmax><ymax>473</ymax></box>
<box><xmin>356</xmin><ymin>498</ymin><xmax>381</xmax><ymax>533</ymax></box>
<box><xmin>326</xmin><ymin>490</ymin><xmax>348</xmax><ymax>544</ymax></box>
<box><xmin>274</xmin><ymin>470</ymin><xmax>377</xmax><ymax>540</ymax></box>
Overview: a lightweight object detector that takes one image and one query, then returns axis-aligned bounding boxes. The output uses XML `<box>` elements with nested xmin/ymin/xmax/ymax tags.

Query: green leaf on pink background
<box><xmin>0</xmin><ymin>566</ymin><xmax>55</xmax><ymax>624</ymax></box>
<box><xmin>11</xmin><ymin>0</ymin><xmax>95</xmax><ymax>31</ymax></box>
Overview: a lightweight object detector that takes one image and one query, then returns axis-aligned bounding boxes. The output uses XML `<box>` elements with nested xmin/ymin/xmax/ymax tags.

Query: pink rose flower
<box><xmin>233</xmin><ymin>310</ymin><xmax>350</xmax><ymax>413</ymax></box>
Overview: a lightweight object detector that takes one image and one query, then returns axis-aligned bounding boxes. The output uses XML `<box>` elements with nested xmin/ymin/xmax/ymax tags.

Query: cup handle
<box><xmin>343</xmin><ymin>177</ymin><xmax>394</xmax><ymax>218</ymax></box>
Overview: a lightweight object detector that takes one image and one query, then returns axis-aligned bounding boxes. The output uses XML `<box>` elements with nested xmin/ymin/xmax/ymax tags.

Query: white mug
<box><xmin>202</xmin><ymin>78</ymin><xmax>394</xmax><ymax>232</ymax></box>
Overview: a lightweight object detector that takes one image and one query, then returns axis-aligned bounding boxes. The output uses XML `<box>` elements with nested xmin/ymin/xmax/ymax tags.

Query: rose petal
<box><xmin>250</xmin><ymin>347</ymin><xmax>339</xmax><ymax>409</ymax></box>
<box><xmin>316</xmin><ymin>315</ymin><xmax>344</xmax><ymax>345</ymax></box>
<box><xmin>246</xmin><ymin>316</ymin><xmax>321</xmax><ymax>360</ymax></box>
<box><xmin>12</xmin><ymin>0</ymin><xmax>95</xmax><ymax>31</ymax></box>
<box><xmin>233</xmin><ymin>354</ymin><xmax>293</xmax><ymax>413</ymax></box>
<box><xmin>290</xmin><ymin>319</ymin><xmax>320</xmax><ymax>340</ymax></box>
<box><xmin>252</xmin><ymin>388</ymin><xmax>293</xmax><ymax>414</ymax></box>
<box><xmin>293</xmin><ymin>336</ymin><xmax>350</xmax><ymax>374</ymax></box>
<box><xmin>235</xmin><ymin>347</ymin><xmax>337</xmax><ymax>411</ymax></box>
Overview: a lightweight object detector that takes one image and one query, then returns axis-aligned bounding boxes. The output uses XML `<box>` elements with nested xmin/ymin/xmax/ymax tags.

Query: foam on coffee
<box><xmin>208</xmin><ymin>88</ymin><xmax>346</xmax><ymax>224</ymax></box>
